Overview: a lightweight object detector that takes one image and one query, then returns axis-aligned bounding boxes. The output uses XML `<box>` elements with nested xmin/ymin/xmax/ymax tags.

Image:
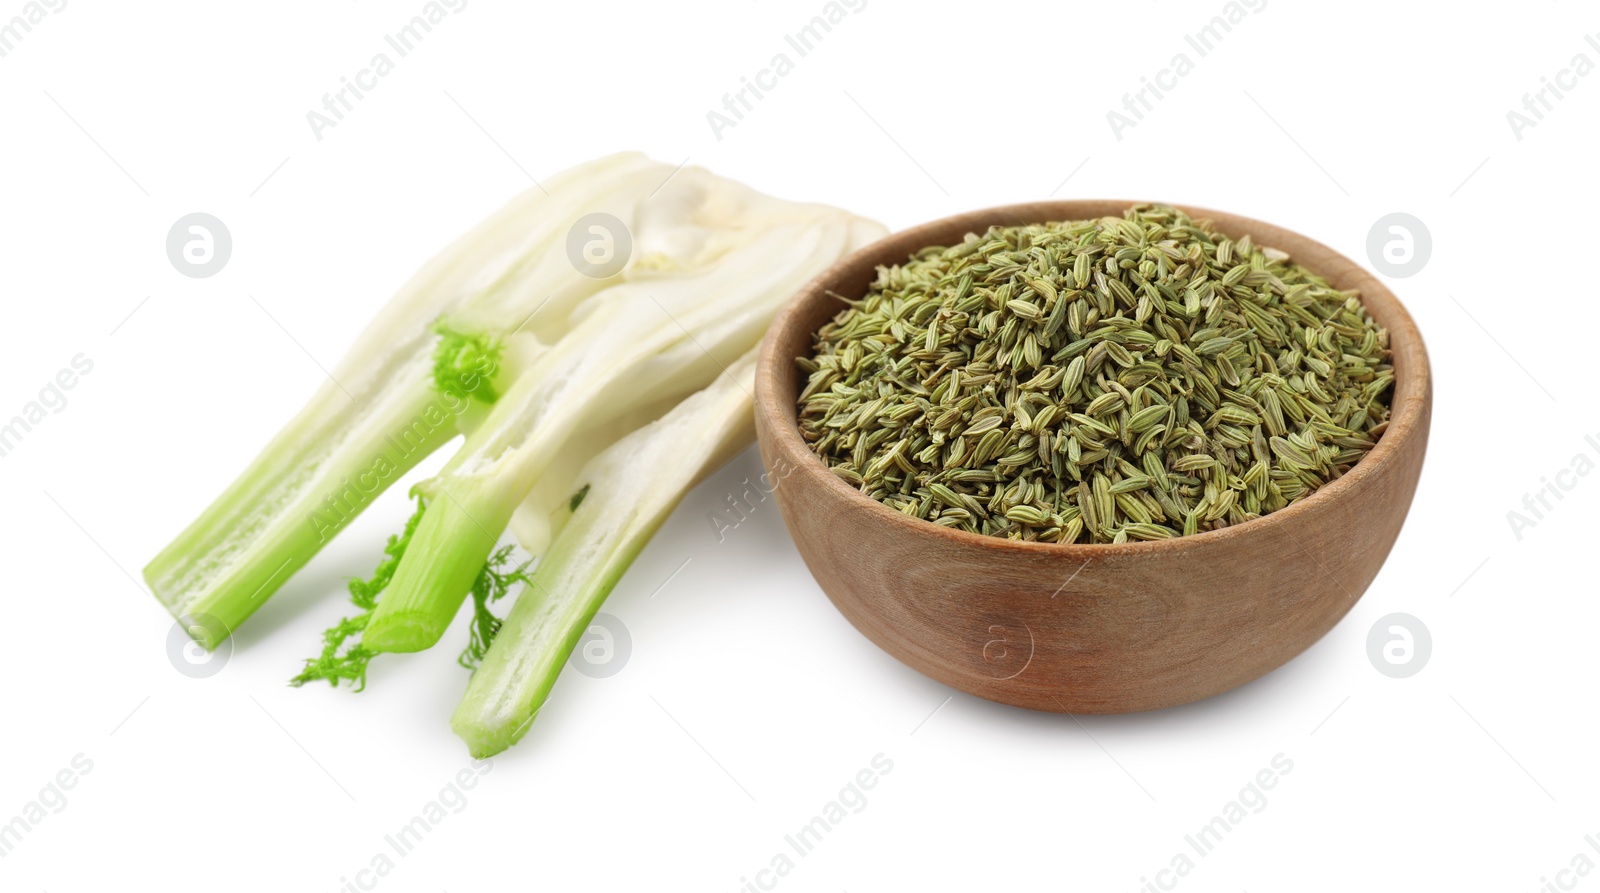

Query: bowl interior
<box><xmin>757</xmin><ymin>200</ymin><xmax>1430</xmax><ymax>557</ymax></box>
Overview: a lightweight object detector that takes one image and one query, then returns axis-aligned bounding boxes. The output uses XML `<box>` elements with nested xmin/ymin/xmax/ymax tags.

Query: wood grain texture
<box><xmin>754</xmin><ymin>201</ymin><xmax>1432</xmax><ymax>714</ymax></box>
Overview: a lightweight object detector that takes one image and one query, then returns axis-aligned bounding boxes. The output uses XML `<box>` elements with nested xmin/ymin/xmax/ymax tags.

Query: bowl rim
<box><xmin>754</xmin><ymin>199</ymin><xmax>1432</xmax><ymax>557</ymax></box>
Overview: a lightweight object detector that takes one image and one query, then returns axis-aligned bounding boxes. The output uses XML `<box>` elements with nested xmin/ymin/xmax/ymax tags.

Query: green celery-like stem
<box><xmin>144</xmin><ymin>360</ymin><xmax>461</xmax><ymax>647</ymax></box>
<box><xmin>358</xmin><ymin>477</ymin><xmax>522</xmax><ymax>652</ymax></box>
<box><xmin>451</xmin><ymin>354</ymin><xmax>757</xmax><ymax>758</ymax></box>
<box><xmin>358</xmin><ymin>332</ymin><xmax>619</xmax><ymax>653</ymax></box>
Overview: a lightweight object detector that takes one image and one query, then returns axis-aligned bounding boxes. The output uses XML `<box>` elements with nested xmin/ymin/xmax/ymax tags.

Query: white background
<box><xmin>2</xmin><ymin>1</ymin><xmax>1596</xmax><ymax>890</ymax></box>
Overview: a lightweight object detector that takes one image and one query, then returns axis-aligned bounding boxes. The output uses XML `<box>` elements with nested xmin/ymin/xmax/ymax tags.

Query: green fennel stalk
<box><xmin>452</xmin><ymin>351</ymin><xmax>760</xmax><ymax>757</ymax></box>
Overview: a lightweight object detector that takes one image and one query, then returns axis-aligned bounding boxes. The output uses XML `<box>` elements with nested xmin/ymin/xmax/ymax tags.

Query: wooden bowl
<box><xmin>754</xmin><ymin>201</ymin><xmax>1431</xmax><ymax>714</ymax></box>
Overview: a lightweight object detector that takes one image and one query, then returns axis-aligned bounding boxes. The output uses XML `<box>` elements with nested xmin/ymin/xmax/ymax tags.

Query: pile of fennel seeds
<box><xmin>796</xmin><ymin>204</ymin><xmax>1393</xmax><ymax>545</ymax></box>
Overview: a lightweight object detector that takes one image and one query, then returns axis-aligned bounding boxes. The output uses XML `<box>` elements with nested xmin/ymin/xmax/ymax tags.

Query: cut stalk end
<box><xmin>360</xmin><ymin>613</ymin><xmax>449</xmax><ymax>654</ymax></box>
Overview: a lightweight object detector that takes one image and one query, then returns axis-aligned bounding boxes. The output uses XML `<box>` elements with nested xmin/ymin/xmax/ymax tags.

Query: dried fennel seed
<box><xmin>796</xmin><ymin>204</ymin><xmax>1393</xmax><ymax>545</ymax></box>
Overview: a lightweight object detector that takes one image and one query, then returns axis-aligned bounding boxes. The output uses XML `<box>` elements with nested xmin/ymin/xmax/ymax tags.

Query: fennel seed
<box><xmin>797</xmin><ymin>204</ymin><xmax>1393</xmax><ymax>544</ymax></box>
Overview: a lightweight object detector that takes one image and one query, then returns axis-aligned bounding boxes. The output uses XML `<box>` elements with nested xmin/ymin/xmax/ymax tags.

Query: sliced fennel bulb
<box><xmin>140</xmin><ymin>151</ymin><xmax>890</xmax><ymax>757</ymax></box>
